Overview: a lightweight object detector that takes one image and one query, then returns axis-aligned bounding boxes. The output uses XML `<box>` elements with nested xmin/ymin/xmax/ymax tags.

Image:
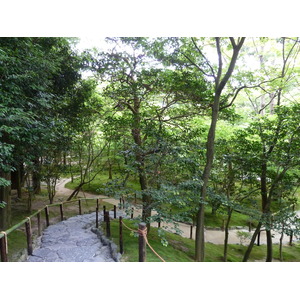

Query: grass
<box><xmin>66</xmin><ymin>170</ymin><xmax>256</xmax><ymax>229</ymax></box>
<box><xmin>65</xmin><ymin>171</ymin><xmax>141</xmax><ymax>195</ymax></box>
<box><xmin>102</xmin><ymin>218</ymin><xmax>300</xmax><ymax>262</ymax></box>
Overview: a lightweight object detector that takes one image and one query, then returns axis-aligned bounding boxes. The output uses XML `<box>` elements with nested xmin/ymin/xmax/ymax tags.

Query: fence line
<box><xmin>0</xmin><ymin>196</ymin><xmax>111</xmax><ymax>262</ymax></box>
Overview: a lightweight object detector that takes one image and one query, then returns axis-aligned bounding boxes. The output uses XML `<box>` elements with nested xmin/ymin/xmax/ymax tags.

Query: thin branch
<box><xmin>180</xmin><ymin>51</ymin><xmax>215</xmax><ymax>78</ymax></box>
<box><xmin>191</xmin><ymin>37</ymin><xmax>216</xmax><ymax>79</ymax></box>
<box><xmin>220</xmin><ymin>76</ymin><xmax>281</xmax><ymax>110</ymax></box>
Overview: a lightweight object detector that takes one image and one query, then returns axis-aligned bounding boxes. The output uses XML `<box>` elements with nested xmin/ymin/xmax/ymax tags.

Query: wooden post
<box><xmin>158</xmin><ymin>221</ymin><xmax>161</xmax><ymax>228</ymax></box>
<box><xmin>103</xmin><ymin>205</ymin><xmax>106</xmax><ymax>221</ymax></box>
<box><xmin>105</xmin><ymin>211</ymin><xmax>110</xmax><ymax>238</ymax></box>
<box><xmin>119</xmin><ymin>216</ymin><xmax>123</xmax><ymax>254</ymax></box>
<box><xmin>139</xmin><ymin>222</ymin><xmax>146</xmax><ymax>262</ymax></box>
<box><xmin>45</xmin><ymin>206</ymin><xmax>50</xmax><ymax>227</ymax></box>
<box><xmin>0</xmin><ymin>234</ymin><xmax>8</xmax><ymax>262</ymax></box>
<box><xmin>25</xmin><ymin>219</ymin><xmax>33</xmax><ymax>256</ymax></box>
<box><xmin>248</xmin><ymin>221</ymin><xmax>252</xmax><ymax>232</ymax></box>
<box><xmin>60</xmin><ymin>204</ymin><xmax>64</xmax><ymax>221</ymax></box>
<box><xmin>190</xmin><ymin>225</ymin><xmax>193</xmax><ymax>239</ymax></box>
<box><xmin>96</xmin><ymin>199</ymin><xmax>99</xmax><ymax>228</ymax></box>
<box><xmin>37</xmin><ymin>212</ymin><xmax>41</xmax><ymax>236</ymax></box>
<box><xmin>114</xmin><ymin>205</ymin><xmax>117</xmax><ymax>219</ymax></box>
<box><xmin>131</xmin><ymin>207</ymin><xmax>134</xmax><ymax>219</ymax></box>
<box><xmin>257</xmin><ymin>230</ymin><xmax>261</xmax><ymax>246</ymax></box>
<box><xmin>78</xmin><ymin>199</ymin><xmax>82</xmax><ymax>215</ymax></box>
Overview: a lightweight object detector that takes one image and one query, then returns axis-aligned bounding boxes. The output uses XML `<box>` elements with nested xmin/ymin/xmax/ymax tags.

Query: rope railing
<box><xmin>0</xmin><ymin>196</ymin><xmax>112</xmax><ymax>262</ymax></box>
<box><xmin>120</xmin><ymin>219</ymin><xmax>166</xmax><ymax>262</ymax></box>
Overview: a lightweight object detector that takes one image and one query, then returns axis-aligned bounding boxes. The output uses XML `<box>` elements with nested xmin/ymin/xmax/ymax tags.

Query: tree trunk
<box><xmin>32</xmin><ymin>157</ymin><xmax>41</xmax><ymax>194</ymax></box>
<box><xmin>66</xmin><ymin>182</ymin><xmax>85</xmax><ymax>201</ymax></box>
<box><xmin>243</xmin><ymin>222</ymin><xmax>262</xmax><ymax>262</ymax></box>
<box><xmin>265</xmin><ymin>229</ymin><xmax>273</xmax><ymax>262</ymax></box>
<box><xmin>279</xmin><ymin>229</ymin><xmax>284</xmax><ymax>262</ymax></box>
<box><xmin>194</xmin><ymin>37</ymin><xmax>245</xmax><ymax>262</ymax></box>
<box><xmin>223</xmin><ymin>208</ymin><xmax>233</xmax><ymax>262</ymax></box>
<box><xmin>0</xmin><ymin>171</ymin><xmax>12</xmax><ymax>230</ymax></box>
<box><xmin>131</xmin><ymin>97</ymin><xmax>152</xmax><ymax>232</ymax></box>
<box><xmin>195</xmin><ymin>96</ymin><xmax>219</xmax><ymax>262</ymax></box>
<box><xmin>11</xmin><ymin>166</ymin><xmax>23</xmax><ymax>199</ymax></box>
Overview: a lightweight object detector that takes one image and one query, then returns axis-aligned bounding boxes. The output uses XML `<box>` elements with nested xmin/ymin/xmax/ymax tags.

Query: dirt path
<box><xmin>55</xmin><ymin>178</ymin><xmax>298</xmax><ymax>245</ymax></box>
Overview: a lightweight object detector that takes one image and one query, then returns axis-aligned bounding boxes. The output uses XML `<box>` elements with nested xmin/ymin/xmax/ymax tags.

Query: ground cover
<box><xmin>103</xmin><ymin>218</ymin><xmax>300</xmax><ymax>262</ymax></box>
<box><xmin>66</xmin><ymin>171</ymin><xmax>255</xmax><ymax>229</ymax></box>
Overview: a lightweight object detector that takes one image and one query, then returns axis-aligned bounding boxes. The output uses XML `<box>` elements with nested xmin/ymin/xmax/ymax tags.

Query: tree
<box><xmin>0</xmin><ymin>37</ymin><xmax>83</xmax><ymax>228</ymax></box>
<box><xmin>93</xmin><ymin>38</ymin><xmax>210</xmax><ymax>231</ymax></box>
<box><xmin>151</xmin><ymin>37</ymin><xmax>246</xmax><ymax>260</ymax></box>
<box><xmin>227</xmin><ymin>104</ymin><xmax>300</xmax><ymax>261</ymax></box>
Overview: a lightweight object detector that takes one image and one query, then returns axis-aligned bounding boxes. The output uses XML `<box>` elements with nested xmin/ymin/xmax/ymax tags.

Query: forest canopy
<box><xmin>1</xmin><ymin>37</ymin><xmax>300</xmax><ymax>262</ymax></box>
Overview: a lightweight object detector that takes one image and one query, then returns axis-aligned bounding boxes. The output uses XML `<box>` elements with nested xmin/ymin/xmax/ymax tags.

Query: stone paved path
<box><xmin>27</xmin><ymin>212</ymin><xmax>122</xmax><ymax>262</ymax></box>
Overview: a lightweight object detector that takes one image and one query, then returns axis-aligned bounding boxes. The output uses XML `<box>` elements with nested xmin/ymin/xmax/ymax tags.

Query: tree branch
<box><xmin>191</xmin><ymin>37</ymin><xmax>216</xmax><ymax>79</ymax></box>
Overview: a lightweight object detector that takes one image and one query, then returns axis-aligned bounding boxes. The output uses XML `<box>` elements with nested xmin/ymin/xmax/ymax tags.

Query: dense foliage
<box><xmin>1</xmin><ymin>37</ymin><xmax>300</xmax><ymax>262</ymax></box>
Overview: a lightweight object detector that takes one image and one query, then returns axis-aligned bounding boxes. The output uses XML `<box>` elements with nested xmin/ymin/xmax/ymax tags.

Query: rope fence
<box><xmin>120</xmin><ymin>219</ymin><xmax>166</xmax><ymax>262</ymax></box>
<box><xmin>1</xmin><ymin>192</ymin><xmax>187</xmax><ymax>262</ymax></box>
<box><xmin>0</xmin><ymin>196</ymin><xmax>111</xmax><ymax>262</ymax></box>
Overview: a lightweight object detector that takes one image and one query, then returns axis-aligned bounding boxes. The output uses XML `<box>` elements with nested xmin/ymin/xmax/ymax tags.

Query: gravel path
<box><xmin>27</xmin><ymin>212</ymin><xmax>122</xmax><ymax>262</ymax></box>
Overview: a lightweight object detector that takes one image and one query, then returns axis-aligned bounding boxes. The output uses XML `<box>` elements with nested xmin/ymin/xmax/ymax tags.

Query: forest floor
<box><xmin>55</xmin><ymin>178</ymin><xmax>298</xmax><ymax>246</ymax></box>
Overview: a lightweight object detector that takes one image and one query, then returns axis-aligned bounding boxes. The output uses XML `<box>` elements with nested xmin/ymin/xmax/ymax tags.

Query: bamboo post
<box><xmin>78</xmin><ymin>199</ymin><xmax>82</xmax><ymax>215</ymax></box>
<box><xmin>105</xmin><ymin>211</ymin><xmax>110</xmax><ymax>238</ymax></box>
<box><xmin>190</xmin><ymin>225</ymin><xmax>193</xmax><ymax>239</ymax></box>
<box><xmin>119</xmin><ymin>216</ymin><xmax>123</xmax><ymax>254</ymax></box>
<box><xmin>0</xmin><ymin>234</ymin><xmax>8</xmax><ymax>262</ymax></box>
<box><xmin>25</xmin><ymin>219</ymin><xmax>33</xmax><ymax>256</ymax></box>
<box><xmin>114</xmin><ymin>205</ymin><xmax>117</xmax><ymax>219</ymax></box>
<box><xmin>60</xmin><ymin>204</ymin><xmax>64</xmax><ymax>221</ymax></box>
<box><xmin>96</xmin><ymin>199</ymin><xmax>99</xmax><ymax>228</ymax></box>
<box><xmin>103</xmin><ymin>205</ymin><xmax>106</xmax><ymax>221</ymax></box>
<box><xmin>139</xmin><ymin>222</ymin><xmax>146</xmax><ymax>262</ymax></box>
<box><xmin>37</xmin><ymin>212</ymin><xmax>41</xmax><ymax>236</ymax></box>
<box><xmin>45</xmin><ymin>206</ymin><xmax>50</xmax><ymax>227</ymax></box>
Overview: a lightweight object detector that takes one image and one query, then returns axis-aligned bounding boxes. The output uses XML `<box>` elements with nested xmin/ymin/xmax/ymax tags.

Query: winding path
<box><xmin>55</xmin><ymin>178</ymin><xmax>299</xmax><ymax>246</ymax></box>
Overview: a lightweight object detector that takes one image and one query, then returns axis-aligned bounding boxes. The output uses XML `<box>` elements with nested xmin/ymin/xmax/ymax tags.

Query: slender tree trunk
<box><xmin>223</xmin><ymin>208</ymin><xmax>233</xmax><ymax>262</ymax></box>
<box><xmin>279</xmin><ymin>228</ymin><xmax>284</xmax><ymax>262</ymax></box>
<box><xmin>0</xmin><ymin>171</ymin><xmax>11</xmax><ymax>230</ymax></box>
<box><xmin>243</xmin><ymin>222</ymin><xmax>262</xmax><ymax>262</ymax></box>
<box><xmin>194</xmin><ymin>37</ymin><xmax>245</xmax><ymax>262</ymax></box>
<box><xmin>131</xmin><ymin>97</ymin><xmax>152</xmax><ymax>231</ymax></box>
<box><xmin>266</xmin><ymin>229</ymin><xmax>273</xmax><ymax>262</ymax></box>
<box><xmin>195</xmin><ymin>95</ymin><xmax>220</xmax><ymax>262</ymax></box>
<box><xmin>32</xmin><ymin>157</ymin><xmax>41</xmax><ymax>194</ymax></box>
<box><xmin>66</xmin><ymin>182</ymin><xmax>85</xmax><ymax>201</ymax></box>
<box><xmin>16</xmin><ymin>166</ymin><xmax>22</xmax><ymax>199</ymax></box>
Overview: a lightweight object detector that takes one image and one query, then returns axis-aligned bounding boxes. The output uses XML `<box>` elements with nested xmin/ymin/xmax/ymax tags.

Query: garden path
<box><xmin>54</xmin><ymin>178</ymin><xmax>298</xmax><ymax>246</ymax></box>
